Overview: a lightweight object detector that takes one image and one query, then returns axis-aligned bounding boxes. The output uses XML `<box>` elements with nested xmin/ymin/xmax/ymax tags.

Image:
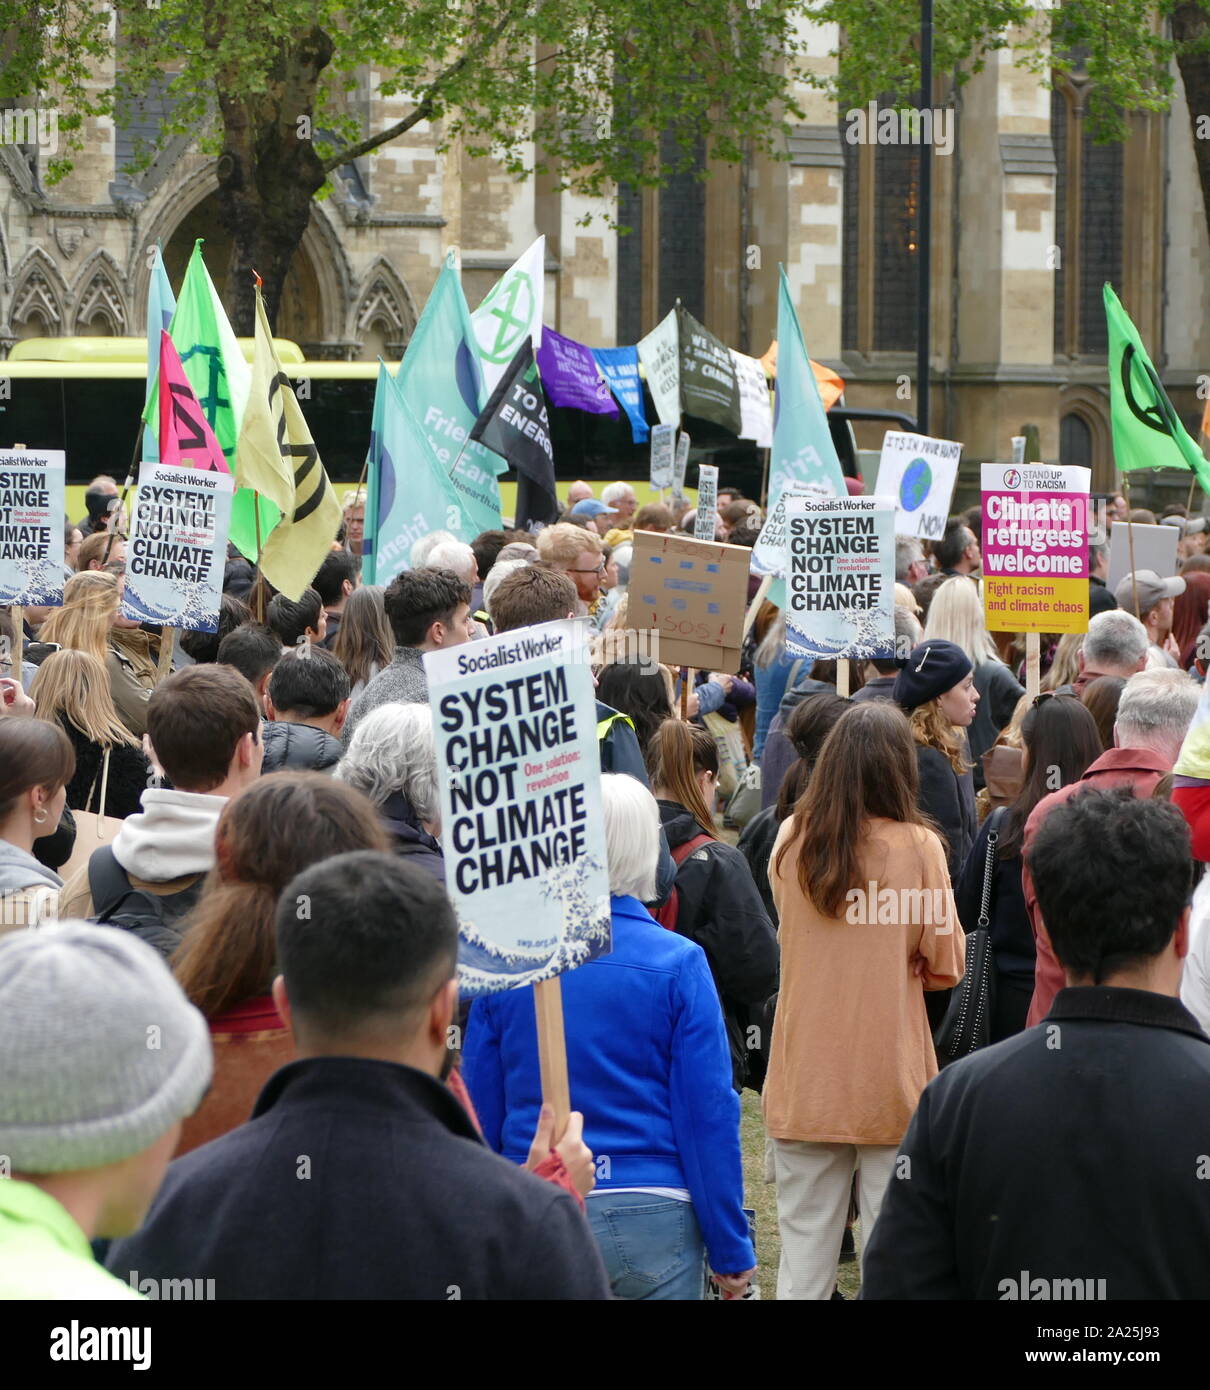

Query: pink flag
<box><xmin>157</xmin><ymin>330</ymin><xmax>230</xmax><ymax>473</ymax></box>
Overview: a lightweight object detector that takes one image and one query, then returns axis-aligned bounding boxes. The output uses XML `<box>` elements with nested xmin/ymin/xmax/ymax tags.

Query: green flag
<box><xmin>145</xmin><ymin>241</ymin><xmax>279</xmax><ymax>559</ymax></box>
<box><xmin>1105</xmin><ymin>283</ymin><xmax>1210</xmax><ymax>492</ymax></box>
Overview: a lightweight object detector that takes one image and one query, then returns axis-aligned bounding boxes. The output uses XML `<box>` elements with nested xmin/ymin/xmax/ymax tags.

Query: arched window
<box><xmin>1060</xmin><ymin>411</ymin><xmax>1093</xmax><ymax>470</ymax></box>
<box><xmin>1051</xmin><ymin>66</ymin><xmax>1123</xmax><ymax>358</ymax></box>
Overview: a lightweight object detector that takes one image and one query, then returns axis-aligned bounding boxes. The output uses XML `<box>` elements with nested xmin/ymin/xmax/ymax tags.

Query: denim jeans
<box><xmin>586</xmin><ymin>1193</ymin><xmax>706</xmax><ymax>1301</ymax></box>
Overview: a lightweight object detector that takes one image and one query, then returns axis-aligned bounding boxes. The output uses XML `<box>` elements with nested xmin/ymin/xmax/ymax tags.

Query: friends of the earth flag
<box><xmin>157</xmin><ymin>332</ymin><xmax>229</xmax><ymax>474</ymax></box>
<box><xmin>239</xmin><ymin>284</ymin><xmax>341</xmax><ymax>598</ymax></box>
<box><xmin>770</xmin><ymin>267</ymin><xmax>847</xmax><ymax>503</ymax></box>
<box><xmin>121</xmin><ymin>463</ymin><xmax>235</xmax><ymax>632</ymax></box>
<box><xmin>471</xmin><ymin>236</ymin><xmax>546</xmax><ymax>396</ymax></box>
<box><xmin>395</xmin><ymin>253</ymin><xmax>505</xmax><ymax>539</ymax></box>
<box><xmin>536</xmin><ymin>327</ymin><xmax>618</xmax><ymax>417</ymax></box>
<box><xmin>1105</xmin><ymin>283</ymin><xmax>1210</xmax><ymax>493</ymax></box>
<box><xmin>637</xmin><ymin>308</ymin><xmax>681</xmax><ymax>427</ymax></box>
<box><xmin>363</xmin><ymin>362</ymin><xmax>468</xmax><ymax>586</ymax></box>
<box><xmin>424</xmin><ymin>618</ymin><xmax>612</xmax><ymax>996</ymax></box>
<box><xmin>0</xmin><ymin>449</ymin><xmax>65</xmax><ymax>606</ymax></box>
<box><xmin>470</xmin><ymin>339</ymin><xmax>559</xmax><ymax>533</ymax></box>
<box><xmin>143</xmin><ymin>245</ymin><xmax>176</xmax><ymax>463</ymax></box>
<box><xmin>677</xmin><ymin>307</ymin><xmax>742</xmax><ymax>436</ymax></box>
<box><xmin>592</xmin><ymin>345</ymin><xmax>650</xmax><ymax>443</ymax></box>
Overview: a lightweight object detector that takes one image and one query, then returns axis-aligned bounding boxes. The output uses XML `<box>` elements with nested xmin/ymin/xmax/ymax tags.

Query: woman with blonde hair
<box><xmin>766</xmin><ymin>700</ymin><xmax>963</xmax><ymax>1299</ymax></box>
<box><xmin>38</xmin><ymin>571</ymin><xmax>153</xmax><ymax>736</ymax></box>
<box><xmin>923</xmin><ymin>575</ymin><xmax>1022</xmax><ymax>787</ymax></box>
<box><xmin>330</xmin><ymin>584</ymin><xmax>393</xmax><ymax>697</ymax></box>
<box><xmin>1040</xmin><ymin>631</ymin><xmax>1083</xmax><ymax>692</ymax></box>
<box><xmin>894</xmin><ymin>638</ymin><xmax>980</xmax><ymax>883</ymax></box>
<box><xmin>30</xmin><ymin>650</ymin><xmax>149</xmax><ymax>820</ymax></box>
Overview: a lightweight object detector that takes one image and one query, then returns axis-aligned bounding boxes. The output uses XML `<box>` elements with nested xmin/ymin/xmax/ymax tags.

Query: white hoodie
<box><xmin>111</xmin><ymin>788</ymin><xmax>228</xmax><ymax>882</ymax></box>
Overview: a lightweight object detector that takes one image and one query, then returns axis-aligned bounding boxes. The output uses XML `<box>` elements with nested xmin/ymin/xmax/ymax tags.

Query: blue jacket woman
<box><xmin>463</xmin><ymin>775</ymin><xmax>756</xmax><ymax>1299</ymax></box>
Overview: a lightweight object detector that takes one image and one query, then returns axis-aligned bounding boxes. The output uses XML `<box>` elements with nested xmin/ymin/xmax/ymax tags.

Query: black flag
<box><xmin>470</xmin><ymin>339</ymin><xmax>559</xmax><ymax>532</ymax></box>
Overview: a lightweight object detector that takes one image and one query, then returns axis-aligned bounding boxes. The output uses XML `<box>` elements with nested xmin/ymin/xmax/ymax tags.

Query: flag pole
<box><xmin>102</xmin><ymin>426</ymin><xmax>144</xmax><ymax>567</ymax></box>
<box><xmin>1123</xmin><ymin>475</ymin><xmax>1140</xmax><ymax>618</ymax></box>
<box><xmin>252</xmin><ymin>491</ymin><xmax>265</xmax><ymax>623</ymax></box>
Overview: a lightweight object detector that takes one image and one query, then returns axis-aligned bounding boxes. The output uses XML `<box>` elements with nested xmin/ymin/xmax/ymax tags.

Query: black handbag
<box><xmin>933</xmin><ymin>808</ymin><xmax>1005</xmax><ymax>1066</ymax></box>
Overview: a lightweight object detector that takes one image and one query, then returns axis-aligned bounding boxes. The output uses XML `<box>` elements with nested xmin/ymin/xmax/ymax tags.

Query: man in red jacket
<box><xmin>1022</xmin><ymin>668</ymin><xmax>1200</xmax><ymax>1025</ymax></box>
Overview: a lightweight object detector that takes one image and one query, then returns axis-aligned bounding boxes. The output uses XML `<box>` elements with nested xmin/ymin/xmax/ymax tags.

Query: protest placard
<box><xmin>630</xmin><ymin>530</ymin><xmax>752</xmax><ymax>671</ymax></box>
<box><xmin>0</xmin><ymin>448</ymin><xmax>65</xmax><ymax>605</ymax></box>
<box><xmin>784</xmin><ymin>495</ymin><xmax>896</xmax><ymax>660</ymax></box>
<box><xmin>981</xmin><ymin>464</ymin><xmax>1091</xmax><ymax>635</ymax></box>
<box><xmin>874</xmin><ymin>431</ymin><xmax>962</xmax><ymax>540</ymax></box>
<box><xmin>650</xmin><ymin>424</ymin><xmax>675</xmax><ymax>491</ymax></box>
<box><xmin>425</xmin><ymin>620</ymin><xmax>612</xmax><ymax>998</ymax></box>
<box><xmin>673</xmin><ymin>431</ymin><xmax>690</xmax><ymax>501</ymax></box>
<box><xmin>751</xmin><ymin>482</ymin><xmax>816</xmax><ymax>577</ymax></box>
<box><xmin>637</xmin><ymin>309</ymin><xmax>681</xmax><ymax>426</ymax></box>
<box><xmin>695</xmin><ymin>463</ymin><xmax>719</xmax><ymax>540</ymax></box>
<box><xmin>1107</xmin><ymin>521</ymin><xmax>1179</xmax><ymax>593</ymax></box>
<box><xmin>121</xmin><ymin>463</ymin><xmax>236</xmax><ymax>631</ymax></box>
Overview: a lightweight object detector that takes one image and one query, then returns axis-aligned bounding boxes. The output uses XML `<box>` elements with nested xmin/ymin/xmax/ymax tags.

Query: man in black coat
<box><xmin>261</xmin><ymin>646</ymin><xmax>348</xmax><ymax>775</ymax></box>
<box><xmin>863</xmin><ymin>791</ymin><xmax>1210</xmax><ymax>1300</ymax></box>
<box><xmin>106</xmin><ymin>852</ymin><xmax>610</xmax><ymax>1300</ymax></box>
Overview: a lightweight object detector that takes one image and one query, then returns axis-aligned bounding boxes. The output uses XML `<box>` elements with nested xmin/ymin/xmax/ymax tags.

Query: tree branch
<box><xmin>321</xmin><ymin>3</ymin><xmax>523</xmax><ymax>173</ymax></box>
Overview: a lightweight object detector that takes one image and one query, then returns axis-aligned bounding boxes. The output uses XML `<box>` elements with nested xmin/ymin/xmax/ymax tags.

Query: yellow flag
<box><xmin>240</xmin><ymin>286</ymin><xmax>341</xmax><ymax>598</ymax></box>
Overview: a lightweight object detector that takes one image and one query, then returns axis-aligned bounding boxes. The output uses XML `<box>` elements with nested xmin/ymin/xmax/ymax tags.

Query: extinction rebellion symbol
<box><xmin>477</xmin><ymin>272</ymin><xmax>534</xmax><ymax>364</ymax></box>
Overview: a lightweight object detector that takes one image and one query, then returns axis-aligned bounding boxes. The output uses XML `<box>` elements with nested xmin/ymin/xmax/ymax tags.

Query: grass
<box><xmin>740</xmin><ymin>1091</ymin><xmax>863</xmax><ymax>1300</ymax></box>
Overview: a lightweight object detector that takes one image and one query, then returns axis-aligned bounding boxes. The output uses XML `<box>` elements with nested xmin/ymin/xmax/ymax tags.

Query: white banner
<box><xmin>637</xmin><ymin>308</ymin><xmax>681</xmax><ymax>427</ymax></box>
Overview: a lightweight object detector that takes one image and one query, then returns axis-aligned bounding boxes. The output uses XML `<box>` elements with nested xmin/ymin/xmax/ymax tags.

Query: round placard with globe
<box><xmin>900</xmin><ymin>458</ymin><xmax>932</xmax><ymax>512</ymax></box>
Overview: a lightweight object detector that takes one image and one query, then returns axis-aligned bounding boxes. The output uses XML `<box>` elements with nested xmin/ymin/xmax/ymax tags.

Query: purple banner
<box><xmin>536</xmin><ymin>327</ymin><xmax>619</xmax><ymax>417</ymax></box>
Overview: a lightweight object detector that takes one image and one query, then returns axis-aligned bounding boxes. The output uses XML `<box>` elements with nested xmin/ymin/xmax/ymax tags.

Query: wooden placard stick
<box><xmin>836</xmin><ymin>657</ymin><xmax>850</xmax><ymax>698</ymax></box>
<box><xmin>532</xmin><ymin>976</ymin><xmax>570</xmax><ymax>1141</ymax></box>
<box><xmin>9</xmin><ymin>442</ymin><xmax>24</xmax><ymax>682</ymax></box>
<box><xmin>157</xmin><ymin>626</ymin><xmax>175</xmax><ymax>683</ymax></box>
<box><xmin>1122</xmin><ymin>476</ymin><xmax>1140</xmax><ymax>619</ymax></box>
<box><xmin>1024</xmin><ymin>631</ymin><xmax>1041</xmax><ymax>701</ymax></box>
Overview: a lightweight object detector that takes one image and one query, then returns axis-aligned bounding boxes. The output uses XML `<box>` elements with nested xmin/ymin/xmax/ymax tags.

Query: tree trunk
<box><xmin>215</xmin><ymin>26</ymin><xmax>334</xmax><ymax>335</ymax></box>
<box><xmin>1173</xmin><ymin>5</ymin><xmax>1210</xmax><ymax>242</ymax></box>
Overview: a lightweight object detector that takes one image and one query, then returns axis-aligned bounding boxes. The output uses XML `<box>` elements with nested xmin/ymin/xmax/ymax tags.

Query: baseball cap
<box><xmin>1113</xmin><ymin>569</ymin><xmax>1185</xmax><ymax>614</ymax></box>
<box><xmin>571</xmin><ymin>499</ymin><xmax>619</xmax><ymax>519</ymax></box>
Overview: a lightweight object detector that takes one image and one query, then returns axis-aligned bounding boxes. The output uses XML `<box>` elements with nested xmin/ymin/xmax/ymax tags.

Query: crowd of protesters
<box><xmin>3</xmin><ymin>475</ymin><xmax>1210</xmax><ymax>1302</ymax></box>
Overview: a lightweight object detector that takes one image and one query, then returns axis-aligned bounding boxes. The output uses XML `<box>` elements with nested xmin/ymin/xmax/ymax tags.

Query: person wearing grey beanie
<box><xmin>0</xmin><ymin>921</ymin><xmax>212</xmax><ymax>1300</ymax></box>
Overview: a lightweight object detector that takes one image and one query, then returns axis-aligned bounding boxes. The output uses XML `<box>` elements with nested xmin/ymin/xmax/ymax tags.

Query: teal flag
<box><xmin>394</xmin><ymin>254</ymin><xmax>506</xmax><ymax>538</ymax></box>
<box><xmin>363</xmin><ymin>362</ymin><xmax>470</xmax><ymax>586</ymax></box>
<box><xmin>770</xmin><ymin>266</ymin><xmax>847</xmax><ymax>503</ymax></box>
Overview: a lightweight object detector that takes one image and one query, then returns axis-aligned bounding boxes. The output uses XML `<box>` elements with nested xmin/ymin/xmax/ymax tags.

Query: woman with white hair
<box><xmin>463</xmin><ymin>773</ymin><xmax>757</xmax><ymax>1300</ymax></box>
<box><xmin>924</xmin><ymin>575</ymin><xmax>1023</xmax><ymax>788</ymax></box>
<box><xmin>335</xmin><ymin>702</ymin><xmax>443</xmax><ymax>879</ymax></box>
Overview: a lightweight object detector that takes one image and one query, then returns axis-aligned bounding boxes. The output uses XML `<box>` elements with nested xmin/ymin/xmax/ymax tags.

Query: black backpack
<box><xmin>87</xmin><ymin>846</ymin><xmax>204</xmax><ymax>960</ymax></box>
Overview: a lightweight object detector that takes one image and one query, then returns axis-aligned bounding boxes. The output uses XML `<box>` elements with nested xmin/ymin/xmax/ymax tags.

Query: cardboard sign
<box><xmin>425</xmin><ymin>620</ymin><xmax>612</xmax><ymax>997</ymax></box>
<box><xmin>630</xmin><ymin>530</ymin><xmax>751</xmax><ymax>671</ymax></box>
<box><xmin>1107</xmin><ymin>521</ymin><xmax>1179</xmax><ymax>593</ymax></box>
<box><xmin>0</xmin><ymin>449</ymin><xmax>65</xmax><ymax>606</ymax></box>
<box><xmin>695</xmin><ymin>464</ymin><xmax>719</xmax><ymax>540</ymax></box>
<box><xmin>981</xmin><ymin>463</ymin><xmax>1091</xmax><ymax>635</ymax></box>
<box><xmin>649</xmin><ymin>423</ymin><xmax>675</xmax><ymax>491</ymax></box>
<box><xmin>122</xmin><ymin>463</ymin><xmax>235</xmax><ymax>631</ymax></box>
<box><xmin>874</xmin><ymin>431</ymin><xmax>962</xmax><ymax>540</ymax></box>
<box><xmin>784</xmin><ymin>495</ymin><xmax>896</xmax><ymax>660</ymax></box>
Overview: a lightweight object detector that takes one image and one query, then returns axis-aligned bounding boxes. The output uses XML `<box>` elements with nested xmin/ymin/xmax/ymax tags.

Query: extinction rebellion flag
<box><xmin>1105</xmin><ymin>283</ymin><xmax>1210</xmax><ymax>493</ymax></box>
<box><xmin>471</xmin><ymin>340</ymin><xmax>559</xmax><ymax>532</ymax></box>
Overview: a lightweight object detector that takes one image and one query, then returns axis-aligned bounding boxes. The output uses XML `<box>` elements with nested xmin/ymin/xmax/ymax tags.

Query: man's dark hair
<box><xmin>727</xmin><ymin>521</ymin><xmax>761</xmax><ymax>548</ymax></box>
<box><xmin>267</xmin><ymin>587</ymin><xmax>324</xmax><ymax>647</ymax></box>
<box><xmin>276</xmin><ymin>851</ymin><xmax>459</xmax><ymax>1034</ymax></box>
<box><xmin>312</xmin><ymin>549</ymin><xmax>358</xmax><ymax>607</ymax></box>
<box><xmin>147</xmin><ymin>664</ymin><xmax>261</xmax><ymax>792</ymax></box>
<box><xmin>718</xmin><ymin>486</ymin><xmax>745</xmax><ymax>502</ymax></box>
<box><xmin>383</xmin><ymin>568</ymin><xmax>470</xmax><ymax>647</ymax></box>
<box><xmin>489</xmin><ymin>563</ymin><xmax>578</xmax><ymax>633</ymax></box>
<box><xmin>961</xmin><ymin>503</ymin><xmax>982</xmax><ymax>544</ymax></box>
<box><xmin>912</xmin><ymin>571</ymin><xmax>950</xmax><ymax>620</ymax></box>
<box><xmin>934</xmin><ymin>522</ymin><xmax>974</xmax><ymax>571</ymax></box>
<box><xmin>1026</xmin><ymin>790</ymin><xmax>1192</xmax><ymax>981</ymax></box>
<box><xmin>217</xmin><ymin>622</ymin><xmax>281</xmax><ymax>688</ymax></box>
<box><xmin>268</xmin><ymin>646</ymin><xmax>350</xmax><ymax>720</ymax></box>
<box><xmin>181</xmin><ymin>592</ymin><xmax>253</xmax><ymax>665</ymax></box>
<box><xmin>471</xmin><ymin>530</ymin><xmax>509</xmax><ymax>581</ymax></box>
